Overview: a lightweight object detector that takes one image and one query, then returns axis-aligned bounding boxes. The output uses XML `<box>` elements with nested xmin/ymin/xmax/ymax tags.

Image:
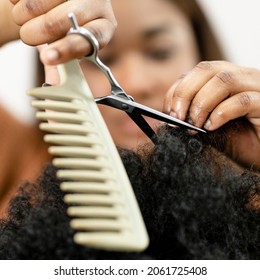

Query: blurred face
<box><xmin>81</xmin><ymin>0</ymin><xmax>200</xmax><ymax>149</ymax></box>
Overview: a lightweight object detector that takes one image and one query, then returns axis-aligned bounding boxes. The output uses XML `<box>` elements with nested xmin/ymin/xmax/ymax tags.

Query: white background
<box><xmin>0</xmin><ymin>260</ymin><xmax>260</xmax><ymax>279</ymax></box>
<box><xmin>0</xmin><ymin>0</ymin><xmax>259</xmax><ymax>124</ymax></box>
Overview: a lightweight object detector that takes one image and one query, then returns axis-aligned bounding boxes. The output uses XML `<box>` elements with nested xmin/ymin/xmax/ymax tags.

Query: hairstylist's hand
<box><xmin>163</xmin><ymin>60</ymin><xmax>260</xmax><ymax>169</ymax></box>
<box><xmin>0</xmin><ymin>0</ymin><xmax>20</xmax><ymax>46</ymax></box>
<box><xmin>9</xmin><ymin>0</ymin><xmax>117</xmax><ymax>65</ymax></box>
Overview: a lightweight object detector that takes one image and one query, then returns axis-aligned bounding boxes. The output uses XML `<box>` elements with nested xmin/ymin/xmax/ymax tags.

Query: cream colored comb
<box><xmin>28</xmin><ymin>59</ymin><xmax>149</xmax><ymax>251</ymax></box>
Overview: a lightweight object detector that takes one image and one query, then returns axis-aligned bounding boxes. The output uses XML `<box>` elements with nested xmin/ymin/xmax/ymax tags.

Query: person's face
<box><xmin>82</xmin><ymin>0</ymin><xmax>200</xmax><ymax>149</ymax></box>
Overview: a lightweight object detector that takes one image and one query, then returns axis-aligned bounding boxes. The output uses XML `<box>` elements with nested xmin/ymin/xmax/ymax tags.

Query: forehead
<box><xmin>111</xmin><ymin>0</ymin><xmax>192</xmax><ymax>37</ymax></box>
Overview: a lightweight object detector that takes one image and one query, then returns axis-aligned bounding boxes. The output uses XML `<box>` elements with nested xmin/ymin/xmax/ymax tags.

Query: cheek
<box><xmin>164</xmin><ymin>54</ymin><xmax>199</xmax><ymax>82</ymax></box>
<box><xmin>151</xmin><ymin>60</ymin><xmax>198</xmax><ymax>110</ymax></box>
<box><xmin>152</xmin><ymin>52</ymin><xmax>199</xmax><ymax>93</ymax></box>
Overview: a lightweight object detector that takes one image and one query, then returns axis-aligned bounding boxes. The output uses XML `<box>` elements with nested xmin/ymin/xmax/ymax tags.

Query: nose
<box><xmin>112</xmin><ymin>53</ymin><xmax>157</xmax><ymax>103</ymax></box>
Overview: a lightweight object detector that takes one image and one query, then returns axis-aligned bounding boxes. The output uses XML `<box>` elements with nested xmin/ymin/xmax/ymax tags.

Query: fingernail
<box><xmin>204</xmin><ymin>119</ymin><xmax>211</xmax><ymax>130</ymax></box>
<box><xmin>168</xmin><ymin>112</ymin><xmax>178</xmax><ymax>128</ymax></box>
<box><xmin>188</xmin><ymin>129</ymin><xmax>198</xmax><ymax>135</ymax></box>
<box><xmin>45</xmin><ymin>49</ymin><xmax>59</xmax><ymax>62</ymax></box>
<box><xmin>175</xmin><ymin>100</ymin><xmax>182</xmax><ymax>112</ymax></box>
<box><xmin>164</xmin><ymin>102</ymin><xmax>171</xmax><ymax>114</ymax></box>
<box><xmin>170</xmin><ymin>111</ymin><xmax>178</xmax><ymax>118</ymax></box>
<box><xmin>42</xmin><ymin>83</ymin><xmax>52</xmax><ymax>87</ymax></box>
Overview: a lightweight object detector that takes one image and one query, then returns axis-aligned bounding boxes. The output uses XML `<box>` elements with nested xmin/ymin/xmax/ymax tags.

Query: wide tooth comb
<box><xmin>28</xmin><ymin>59</ymin><xmax>149</xmax><ymax>252</ymax></box>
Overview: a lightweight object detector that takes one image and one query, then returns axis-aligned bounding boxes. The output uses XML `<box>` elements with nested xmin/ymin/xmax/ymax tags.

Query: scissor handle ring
<box><xmin>67</xmin><ymin>12</ymin><xmax>99</xmax><ymax>62</ymax></box>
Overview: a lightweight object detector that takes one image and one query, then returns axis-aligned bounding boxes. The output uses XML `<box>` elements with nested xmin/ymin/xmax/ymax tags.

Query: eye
<box><xmin>147</xmin><ymin>47</ymin><xmax>178</xmax><ymax>61</ymax></box>
<box><xmin>99</xmin><ymin>55</ymin><xmax>117</xmax><ymax>66</ymax></box>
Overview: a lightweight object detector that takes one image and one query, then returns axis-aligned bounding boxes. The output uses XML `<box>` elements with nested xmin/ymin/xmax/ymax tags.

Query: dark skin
<box><xmin>0</xmin><ymin>0</ymin><xmax>20</xmax><ymax>46</ymax></box>
<box><xmin>8</xmin><ymin>0</ymin><xmax>117</xmax><ymax>63</ymax></box>
<box><xmin>7</xmin><ymin>0</ymin><xmax>260</xmax><ymax>170</ymax></box>
<box><xmin>163</xmin><ymin>61</ymin><xmax>260</xmax><ymax>170</ymax></box>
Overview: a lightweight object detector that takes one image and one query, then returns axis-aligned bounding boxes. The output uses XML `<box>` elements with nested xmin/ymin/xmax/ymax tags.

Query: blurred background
<box><xmin>0</xmin><ymin>0</ymin><xmax>259</xmax><ymax>124</ymax></box>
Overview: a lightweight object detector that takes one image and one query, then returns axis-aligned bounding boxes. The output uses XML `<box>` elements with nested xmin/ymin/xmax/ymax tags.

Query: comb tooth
<box><xmin>60</xmin><ymin>182</ymin><xmax>119</xmax><ymax>193</ymax></box>
<box><xmin>32</xmin><ymin>100</ymin><xmax>86</xmax><ymax>112</ymax></box>
<box><xmin>67</xmin><ymin>206</ymin><xmax>126</xmax><ymax>218</ymax></box>
<box><xmin>73</xmin><ymin>232</ymin><xmax>146</xmax><ymax>251</ymax></box>
<box><xmin>53</xmin><ymin>158</ymin><xmax>109</xmax><ymax>169</ymax></box>
<box><xmin>48</xmin><ymin>146</ymin><xmax>106</xmax><ymax>157</ymax></box>
<box><xmin>70</xmin><ymin>219</ymin><xmax>131</xmax><ymax>231</ymax></box>
<box><xmin>45</xmin><ymin>135</ymin><xmax>100</xmax><ymax>146</ymax></box>
<box><xmin>39</xmin><ymin>123</ymin><xmax>94</xmax><ymax>135</ymax></box>
<box><xmin>64</xmin><ymin>193</ymin><xmax>123</xmax><ymax>206</ymax></box>
<box><xmin>53</xmin><ymin>158</ymin><xmax>110</xmax><ymax>170</ymax></box>
<box><xmin>56</xmin><ymin>169</ymin><xmax>115</xmax><ymax>181</ymax></box>
<box><xmin>36</xmin><ymin>111</ymin><xmax>87</xmax><ymax>123</ymax></box>
<box><xmin>29</xmin><ymin>87</ymin><xmax>79</xmax><ymax>101</ymax></box>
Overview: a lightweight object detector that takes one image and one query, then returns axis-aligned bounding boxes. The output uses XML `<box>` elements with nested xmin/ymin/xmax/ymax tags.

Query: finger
<box><xmin>162</xmin><ymin>77</ymin><xmax>183</xmax><ymax>117</ymax></box>
<box><xmin>19</xmin><ymin>1</ymin><xmax>89</xmax><ymax>44</ymax></box>
<box><xmin>39</xmin><ymin>18</ymin><xmax>116</xmax><ymax>65</ymax></box>
<box><xmin>204</xmin><ymin>91</ymin><xmax>260</xmax><ymax>130</ymax></box>
<box><xmin>9</xmin><ymin>0</ymin><xmax>20</xmax><ymax>5</ymax></box>
<box><xmin>188</xmin><ymin>70</ymin><xmax>238</xmax><ymax>127</ymax></box>
<box><xmin>37</xmin><ymin>45</ymin><xmax>60</xmax><ymax>84</ymax></box>
<box><xmin>12</xmin><ymin>0</ymin><xmax>64</xmax><ymax>25</ymax></box>
<box><xmin>43</xmin><ymin>63</ymin><xmax>60</xmax><ymax>85</ymax></box>
<box><xmin>170</xmin><ymin>61</ymin><xmax>222</xmax><ymax>121</ymax></box>
<box><xmin>189</xmin><ymin>66</ymin><xmax>260</xmax><ymax>127</ymax></box>
<box><xmin>39</xmin><ymin>35</ymin><xmax>90</xmax><ymax>65</ymax></box>
<box><xmin>18</xmin><ymin>0</ymin><xmax>116</xmax><ymax>45</ymax></box>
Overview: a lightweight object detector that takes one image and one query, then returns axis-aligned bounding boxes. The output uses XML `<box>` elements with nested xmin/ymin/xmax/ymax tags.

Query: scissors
<box><xmin>67</xmin><ymin>13</ymin><xmax>206</xmax><ymax>143</ymax></box>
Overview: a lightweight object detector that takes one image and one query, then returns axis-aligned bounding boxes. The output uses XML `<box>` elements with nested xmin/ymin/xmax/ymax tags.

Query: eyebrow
<box><xmin>107</xmin><ymin>24</ymin><xmax>173</xmax><ymax>48</ymax></box>
<box><xmin>142</xmin><ymin>25</ymin><xmax>173</xmax><ymax>39</ymax></box>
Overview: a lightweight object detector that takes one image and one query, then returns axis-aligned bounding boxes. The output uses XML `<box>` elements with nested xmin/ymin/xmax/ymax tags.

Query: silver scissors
<box><xmin>67</xmin><ymin>13</ymin><xmax>206</xmax><ymax>143</ymax></box>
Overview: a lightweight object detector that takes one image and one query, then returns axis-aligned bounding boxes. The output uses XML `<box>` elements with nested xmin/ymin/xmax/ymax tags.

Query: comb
<box><xmin>28</xmin><ymin>59</ymin><xmax>149</xmax><ymax>252</ymax></box>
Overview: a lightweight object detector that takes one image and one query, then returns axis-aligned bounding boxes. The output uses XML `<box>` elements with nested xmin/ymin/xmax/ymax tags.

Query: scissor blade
<box><xmin>126</xmin><ymin>112</ymin><xmax>157</xmax><ymax>143</ymax></box>
<box><xmin>95</xmin><ymin>95</ymin><xmax>206</xmax><ymax>133</ymax></box>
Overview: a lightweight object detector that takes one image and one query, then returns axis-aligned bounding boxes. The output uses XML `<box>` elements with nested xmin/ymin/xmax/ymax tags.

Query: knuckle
<box><xmin>178</xmin><ymin>73</ymin><xmax>187</xmax><ymax>80</ymax></box>
<box><xmin>192</xmin><ymin>100</ymin><xmax>205</xmax><ymax>111</ymax></box>
<box><xmin>190</xmin><ymin>99</ymin><xmax>212</xmax><ymax>123</ymax></box>
<box><xmin>88</xmin><ymin>19</ymin><xmax>117</xmax><ymax>49</ymax></box>
<box><xmin>42</xmin><ymin>14</ymin><xmax>65</xmax><ymax>39</ymax></box>
<box><xmin>90</xmin><ymin>27</ymin><xmax>106</xmax><ymax>47</ymax></box>
<box><xmin>24</xmin><ymin>0</ymin><xmax>44</xmax><ymax>16</ymax></box>
<box><xmin>172</xmin><ymin>79</ymin><xmax>190</xmax><ymax>100</ymax></box>
<box><xmin>189</xmin><ymin>110</ymin><xmax>206</xmax><ymax>126</ymax></box>
<box><xmin>192</xmin><ymin>101</ymin><xmax>211</xmax><ymax>117</ymax></box>
<box><xmin>215</xmin><ymin>71</ymin><xmax>234</xmax><ymax>85</ymax></box>
<box><xmin>195</xmin><ymin>61</ymin><xmax>215</xmax><ymax>71</ymax></box>
<box><xmin>173</xmin><ymin>88</ymin><xmax>187</xmax><ymax>101</ymax></box>
<box><xmin>25</xmin><ymin>0</ymin><xmax>38</xmax><ymax>11</ymax></box>
<box><xmin>238</xmin><ymin>92</ymin><xmax>252</xmax><ymax>106</ymax></box>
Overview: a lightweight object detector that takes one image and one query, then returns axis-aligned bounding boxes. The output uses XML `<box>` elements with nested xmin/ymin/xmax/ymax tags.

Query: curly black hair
<box><xmin>0</xmin><ymin>125</ymin><xmax>260</xmax><ymax>259</ymax></box>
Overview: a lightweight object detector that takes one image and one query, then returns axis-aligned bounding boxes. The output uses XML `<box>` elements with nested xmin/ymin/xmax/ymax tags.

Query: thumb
<box><xmin>37</xmin><ymin>44</ymin><xmax>60</xmax><ymax>85</ymax></box>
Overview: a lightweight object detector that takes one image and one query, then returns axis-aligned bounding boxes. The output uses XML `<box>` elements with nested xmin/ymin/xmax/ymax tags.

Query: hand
<box><xmin>9</xmin><ymin>0</ymin><xmax>117</xmax><ymax>65</ymax></box>
<box><xmin>0</xmin><ymin>0</ymin><xmax>20</xmax><ymax>46</ymax></box>
<box><xmin>163</xmin><ymin>60</ymin><xmax>260</xmax><ymax>169</ymax></box>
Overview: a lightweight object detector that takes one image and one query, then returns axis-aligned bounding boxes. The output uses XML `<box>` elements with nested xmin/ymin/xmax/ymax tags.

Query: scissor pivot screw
<box><xmin>121</xmin><ymin>104</ymin><xmax>129</xmax><ymax>110</ymax></box>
